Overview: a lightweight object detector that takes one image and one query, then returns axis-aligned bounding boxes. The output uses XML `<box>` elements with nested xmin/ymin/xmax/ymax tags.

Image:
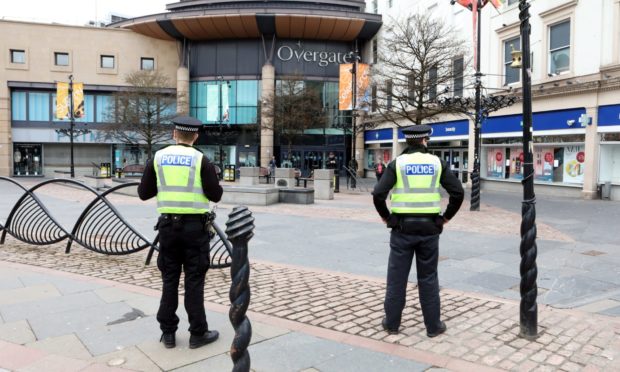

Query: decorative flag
<box><xmin>56</xmin><ymin>82</ymin><xmax>70</xmax><ymax>120</ymax></box>
<box><xmin>221</xmin><ymin>83</ymin><xmax>230</xmax><ymax>123</ymax></box>
<box><xmin>72</xmin><ymin>83</ymin><xmax>85</xmax><ymax>119</ymax></box>
<box><xmin>339</xmin><ymin>63</ymin><xmax>371</xmax><ymax>111</ymax></box>
<box><xmin>453</xmin><ymin>0</ymin><xmax>504</xmax><ymax>68</ymax></box>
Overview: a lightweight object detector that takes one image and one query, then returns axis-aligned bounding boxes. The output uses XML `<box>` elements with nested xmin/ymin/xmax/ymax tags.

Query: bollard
<box><xmin>225</xmin><ymin>206</ymin><xmax>254</xmax><ymax>372</ymax></box>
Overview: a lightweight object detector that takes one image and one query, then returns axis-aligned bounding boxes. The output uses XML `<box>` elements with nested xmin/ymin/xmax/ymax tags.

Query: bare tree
<box><xmin>101</xmin><ymin>70</ymin><xmax>176</xmax><ymax>158</ymax></box>
<box><xmin>372</xmin><ymin>14</ymin><xmax>470</xmax><ymax>126</ymax></box>
<box><xmin>262</xmin><ymin>76</ymin><xmax>328</xmax><ymax>157</ymax></box>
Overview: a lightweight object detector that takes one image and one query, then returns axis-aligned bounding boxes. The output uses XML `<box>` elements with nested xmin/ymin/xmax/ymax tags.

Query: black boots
<box><xmin>426</xmin><ymin>321</ymin><xmax>447</xmax><ymax>338</ymax></box>
<box><xmin>160</xmin><ymin>332</ymin><xmax>176</xmax><ymax>348</ymax></box>
<box><xmin>381</xmin><ymin>317</ymin><xmax>400</xmax><ymax>335</ymax></box>
<box><xmin>189</xmin><ymin>330</ymin><xmax>220</xmax><ymax>349</ymax></box>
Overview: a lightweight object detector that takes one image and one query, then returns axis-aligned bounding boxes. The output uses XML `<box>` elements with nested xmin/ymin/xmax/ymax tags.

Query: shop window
<box><xmin>11</xmin><ymin>91</ymin><xmax>27</xmax><ymax>120</ymax></box>
<box><xmin>13</xmin><ymin>144</ymin><xmax>43</xmax><ymax>176</ymax></box>
<box><xmin>96</xmin><ymin>95</ymin><xmax>115</xmax><ymax>122</ymax></box>
<box><xmin>504</xmin><ymin>36</ymin><xmax>520</xmax><ymax>85</ymax></box>
<box><xmin>28</xmin><ymin>92</ymin><xmax>50</xmax><ymax>121</ymax></box>
<box><xmin>453</xmin><ymin>57</ymin><xmax>464</xmax><ymax>96</ymax></box>
<box><xmin>549</xmin><ymin>20</ymin><xmax>570</xmax><ymax>75</ymax></box>
<box><xmin>100</xmin><ymin>55</ymin><xmax>115</xmax><ymax>69</ymax></box>
<box><xmin>10</xmin><ymin>49</ymin><xmax>25</xmax><ymax>64</ymax></box>
<box><xmin>141</xmin><ymin>57</ymin><xmax>154</xmax><ymax>70</ymax></box>
<box><xmin>366</xmin><ymin>148</ymin><xmax>392</xmax><ymax>170</ymax></box>
<box><xmin>599</xmin><ymin>144</ymin><xmax>620</xmax><ymax>183</ymax></box>
<box><xmin>54</xmin><ymin>52</ymin><xmax>69</xmax><ymax>66</ymax></box>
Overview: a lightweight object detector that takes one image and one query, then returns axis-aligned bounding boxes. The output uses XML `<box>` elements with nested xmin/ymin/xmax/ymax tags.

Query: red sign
<box><xmin>519</xmin><ymin>153</ymin><xmax>524</xmax><ymax>162</ymax></box>
<box><xmin>544</xmin><ymin>152</ymin><xmax>554</xmax><ymax>163</ymax></box>
<box><xmin>576</xmin><ymin>152</ymin><xmax>585</xmax><ymax>163</ymax></box>
<box><xmin>495</xmin><ymin>152</ymin><xmax>503</xmax><ymax>162</ymax></box>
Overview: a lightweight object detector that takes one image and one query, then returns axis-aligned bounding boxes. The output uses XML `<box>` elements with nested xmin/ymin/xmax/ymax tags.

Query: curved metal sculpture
<box><xmin>226</xmin><ymin>206</ymin><xmax>254</xmax><ymax>372</ymax></box>
<box><xmin>0</xmin><ymin>177</ymin><xmax>232</xmax><ymax>268</ymax></box>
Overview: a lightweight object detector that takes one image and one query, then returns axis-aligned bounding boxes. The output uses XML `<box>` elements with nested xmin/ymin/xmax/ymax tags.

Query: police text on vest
<box><xmin>160</xmin><ymin>155</ymin><xmax>193</xmax><ymax>167</ymax></box>
<box><xmin>404</xmin><ymin>164</ymin><xmax>435</xmax><ymax>175</ymax></box>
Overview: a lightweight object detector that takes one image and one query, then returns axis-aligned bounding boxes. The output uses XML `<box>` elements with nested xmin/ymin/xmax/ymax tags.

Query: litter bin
<box><xmin>224</xmin><ymin>165</ymin><xmax>236</xmax><ymax>182</ymax></box>
<box><xmin>100</xmin><ymin>162</ymin><xmax>111</xmax><ymax>178</ymax></box>
<box><xmin>602</xmin><ymin>181</ymin><xmax>612</xmax><ymax>200</ymax></box>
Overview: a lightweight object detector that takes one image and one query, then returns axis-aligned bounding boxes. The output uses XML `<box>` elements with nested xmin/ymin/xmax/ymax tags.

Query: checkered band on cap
<box><xmin>174</xmin><ymin>125</ymin><xmax>200</xmax><ymax>132</ymax></box>
<box><xmin>402</xmin><ymin>125</ymin><xmax>433</xmax><ymax>139</ymax></box>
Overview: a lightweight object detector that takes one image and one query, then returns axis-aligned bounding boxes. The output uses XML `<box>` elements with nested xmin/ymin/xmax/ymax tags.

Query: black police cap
<box><xmin>172</xmin><ymin>116</ymin><xmax>202</xmax><ymax>132</ymax></box>
<box><xmin>402</xmin><ymin>124</ymin><xmax>433</xmax><ymax>139</ymax></box>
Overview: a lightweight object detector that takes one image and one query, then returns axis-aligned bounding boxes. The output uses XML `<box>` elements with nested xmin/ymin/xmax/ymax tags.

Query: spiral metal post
<box><xmin>225</xmin><ymin>206</ymin><xmax>254</xmax><ymax>372</ymax></box>
<box><xmin>518</xmin><ymin>0</ymin><xmax>538</xmax><ymax>339</ymax></box>
<box><xmin>470</xmin><ymin>1</ymin><xmax>483</xmax><ymax>211</ymax></box>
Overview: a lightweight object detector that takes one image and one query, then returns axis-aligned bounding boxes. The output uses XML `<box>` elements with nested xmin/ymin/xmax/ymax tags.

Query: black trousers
<box><xmin>384</xmin><ymin>228</ymin><xmax>443</xmax><ymax>333</ymax></box>
<box><xmin>156</xmin><ymin>215</ymin><xmax>210</xmax><ymax>335</ymax></box>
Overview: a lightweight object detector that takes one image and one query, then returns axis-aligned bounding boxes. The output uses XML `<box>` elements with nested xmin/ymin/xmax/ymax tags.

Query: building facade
<box><xmin>1</xmin><ymin>0</ymin><xmax>381</xmax><ymax>178</ymax></box>
<box><xmin>364</xmin><ymin>0</ymin><xmax>620</xmax><ymax>200</ymax></box>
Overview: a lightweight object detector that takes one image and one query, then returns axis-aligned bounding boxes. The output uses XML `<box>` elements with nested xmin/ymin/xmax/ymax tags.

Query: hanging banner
<box><xmin>338</xmin><ymin>63</ymin><xmax>371</xmax><ymax>111</ymax></box>
<box><xmin>206</xmin><ymin>84</ymin><xmax>219</xmax><ymax>122</ymax></box>
<box><xmin>563</xmin><ymin>145</ymin><xmax>585</xmax><ymax>184</ymax></box>
<box><xmin>221</xmin><ymin>83</ymin><xmax>230</xmax><ymax>123</ymax></box>
<box><xmin>56</xmin><ymin>82</ymin><xmax>70</xmax><ymax>120</ymax></box>
<box><xmin>72</xmin><ymin>83</ymin><xmax>85</xmax><ymax>119</ymax></box>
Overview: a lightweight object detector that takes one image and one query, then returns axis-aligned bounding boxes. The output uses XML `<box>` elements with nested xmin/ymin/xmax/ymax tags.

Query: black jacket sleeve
<box><xmin>201</xmin><ymin>155</ymin><xmax>223</xmax><ymax>203</ymax></box>
<box><xmin>137</xmin><ymin>159</ymin><xmax>157</xmax><ymax>201</ymax></box>
<box><xmin>372</xmin><ymin>159</ymin><xmax>397</xmax><ymax>220</ymax></box>
<box><xmin>439</xmin><ymin>159</ymin><xmax>464</xmax><ymax>220</ymax></box>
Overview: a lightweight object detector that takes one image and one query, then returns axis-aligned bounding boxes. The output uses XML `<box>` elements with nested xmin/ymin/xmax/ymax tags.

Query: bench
<box><xmin>296</xmin><ymin>177</ymin><xmax>313</xmax><ymax>188</ymax></box>
<box><xmin>122</xmin><ymin>164</ymin><xmax>145</xmax><ymax>177</ymax></box>
<box><xmin>259</xmin><ymin>167</ymin><xmax>273</xmax><ymax>184</ymax></box>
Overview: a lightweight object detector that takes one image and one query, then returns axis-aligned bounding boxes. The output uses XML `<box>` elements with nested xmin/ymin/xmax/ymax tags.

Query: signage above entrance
<box><xmin>276</xmin><ymin>41</ymin><xmax>355</xmax><ymax>67</ymax></box>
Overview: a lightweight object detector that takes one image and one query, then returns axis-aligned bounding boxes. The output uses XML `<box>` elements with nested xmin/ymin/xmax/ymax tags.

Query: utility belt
<box><xmin>156</xmin><ymin>212</ymin><xmax>217</xmax><ymax>239</ymax></box>
<box><xmin>392</xmin><ymin>214</ymin><xmax>442</xmax><ymax>235</ymax></box>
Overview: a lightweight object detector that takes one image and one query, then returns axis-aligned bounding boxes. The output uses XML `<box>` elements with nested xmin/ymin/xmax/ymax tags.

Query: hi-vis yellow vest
<box><xmin>154</xmin><ymin>145</ymin><xmax>210</xmax><ymax>214</ymax></box>
<box><xmin>390</xmin><ymin>152</ymin><xmax>442</xmax><ymax>214</ymax></box>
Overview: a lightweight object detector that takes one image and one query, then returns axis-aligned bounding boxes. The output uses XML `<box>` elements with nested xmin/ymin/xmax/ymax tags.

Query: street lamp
<box><xmin>55</xmin><ymin>74</ymin><xmax>91</xmax><ymax>178</ymax></box>
<box><xmin>512</xmin><ymin>0</ymin><xmax>538</xmax><ymax>340</ymax></box>
<box><xmin>217</xmin><ymin>75</ymin><xmax>230</xmax><ymax>180</ymax></box>
<box><xmin>349</xmin><ymin>49</ymin><xmax>361</xmax><ymax>189</ymax></box>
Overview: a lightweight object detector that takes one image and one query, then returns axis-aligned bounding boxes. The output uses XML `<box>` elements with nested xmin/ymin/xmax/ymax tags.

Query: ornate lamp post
<box><xmin>514</xmin><ymin>0</ymin><xmax>538</xmax><ymax>340</ymax></box>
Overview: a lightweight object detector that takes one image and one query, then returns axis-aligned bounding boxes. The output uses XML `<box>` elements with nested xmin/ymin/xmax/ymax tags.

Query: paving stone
<box><xmin>0</xmin><ymin>320</ymin><xmax>36</xmax><ymax>344</ymax></box>
<box><xmin>26</xmin><ymin>334</ymin><xmax>92</xmax><ymax>360</ymax></box>
<box><xmin>0</xmin><ymin>284</ymin><xmax>60</xmax><ymax>306</ymax></box>
<box><xmin>91</xmin><ymin>346</ymin><xmax>161</xmax><ymax>372</ymax></box>
<box><xmin>0</xmin><ymin>292</ymin><xmax>105</xmax><ymax>323</ymax></box>
<box><xmin>14</xmin><ymin>354</ymin><xmax>91</xmax><ymax>372</ymax></box>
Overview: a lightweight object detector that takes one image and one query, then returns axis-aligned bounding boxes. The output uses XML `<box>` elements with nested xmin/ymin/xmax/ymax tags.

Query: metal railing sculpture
<box><xmin>0</xmin><ymin>177</ymin><xmax>232</xmax><ymax>268</ymax></box>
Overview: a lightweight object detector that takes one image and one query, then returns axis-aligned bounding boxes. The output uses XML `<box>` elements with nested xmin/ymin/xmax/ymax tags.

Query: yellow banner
<box><xmin>56</xmin><ymin>82</ymin><xmax>70</xmax><ymax>120</ymax></box>
<box><xmin>72</xmin><ymin>83</ymin><xmax>85</xmax><ymax>119</ymax></box>
<box><xmin>338</xmin><ymin>63</ymin><xmax>371</xmax><ymax>111</ymax></box>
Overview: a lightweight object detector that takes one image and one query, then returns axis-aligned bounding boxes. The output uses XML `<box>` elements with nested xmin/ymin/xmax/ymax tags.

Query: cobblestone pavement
<box><xmin>0</xmin><ymin>241</ymin><xmax>618</xmax><ymax>371</ymax></box>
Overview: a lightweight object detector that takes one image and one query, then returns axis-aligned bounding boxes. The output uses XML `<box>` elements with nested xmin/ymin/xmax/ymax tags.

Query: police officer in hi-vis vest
<box><xmin>372</xmin><ymin>125</ymin><xmax>464</xmax><ymax>338</ymax></box>
<box><xmin>138</xmin><ymin>116</ymin><xmax>223</xmax><ymax>349</ymax></box>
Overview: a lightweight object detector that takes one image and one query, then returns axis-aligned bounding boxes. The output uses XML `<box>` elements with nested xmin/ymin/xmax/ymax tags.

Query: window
<box><xmin>371</xmin><ymin>85</ymin><xmax>377</xmax><ymax>112</ymax></box>
<box><xmin>96</xmin><ymin>95</ymin><xmax>115</xmax><ymax>122</ymax></box>
<box><xmin>372</xmin><ymin>0</ymin><xmax>378</xmax><ymax>13</ymax></box>
<box><xmin>386</xmin><ymin>80</ymin><xmax>393</xmax><ymax>110</ymax></box>
<box><xmin>453</xmin><ymin>57</ymin><xmax>464</xmax><ymax>96</ymax></box>
<box><xmin>372</xmin><ymin>38</ymin><xmax>378</xmax><ymax>64</ymax></box>
<box><xmin>141</xmin><ymin>57</ymin><xmax>154</xmax><ymax>70</ymax></box>
<box><xmin>189</xmin><ymin>80</ymin><xmax>260</xmax><ymax>125</ymax></box>
<box><xmin>549</xmin><ymin>20</ymin><xmax>570</xmax><ymax>75</ymax></box>
<box><xmin>100</xmin><ymin>55</ymin><xmax>115</xmax><ymax>69</ymax></box>
<box><xmin>11</xmin><ymin>91</ymin><xmax>27</xmax><ymax>120</ymax></box>
<box><xmin>54</xmin><ymin>52</ymin><xmax>69</xmax><ymax>66</ymax></box>
<box><xmin>28</xmin><ymin>92</ymin><xmax>50</xmax><ymax>121</ymax></box>
<box><xmin>428</xmin><ymin>65</ymin><xmax>438</xmax><ymax>101</ymax></box>
<box><xmin>507</xmin><ymin>0</ymin><xmax>518</xmax><ymax>5</ymax></box>
<box><xmin>504</xmin><ymin>37</ymin><xmax>521</xmax><ymax>85</ymax></box>
<box><xmin>388</xmin><ymin>0</ymin><xmax>393</xmax><ymax>8</ymax></box>
<box><xmin>407</xmin><ymin>73</ymin><xmax>416</xmax><ymax>105</ymax></box>
<box><xmin>10</xmin><ymin>49</ymin><xmax>25</xmax><ymax>64</ymax></box>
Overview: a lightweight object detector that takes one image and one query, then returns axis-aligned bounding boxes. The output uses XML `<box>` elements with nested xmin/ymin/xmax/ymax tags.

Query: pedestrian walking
<box><xmin>268</xmin><ymin>156</ymin><xmax>277</xmax><ymax>183</ymax></box>
<box><xmin>138</xmin><ymin>116</ymin><xmax>223</xmax><ymax>349</ymax></box>
<box><xmin>372</xmin><ymin>125</ymin><xmax>464</xmax><ymax>338</ymax></box>
<box><xmin>375</xmin><ymin>160</ymin><xmax>385</xmax><ymax>181</ymax></box>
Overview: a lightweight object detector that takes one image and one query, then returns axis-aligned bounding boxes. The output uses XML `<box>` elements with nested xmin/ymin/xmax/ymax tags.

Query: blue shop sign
<box><xmin>598</xmin><ymin>104</ymin><xmax>620</xmax><ymax>126</ymax></box>
<box><xmin>397</xmin><ymin>120</ymin><xmax>469</xmax><ymax>139</ymax></box>
<box><xmin>364</xmin><ymin>128</ymin><xmax>393</xmax><ymax>143</ymax></box>
<box><xmin>483</xmin><ymin>108</ymin><xmax>586</xmax><ymax>134</ymax></box>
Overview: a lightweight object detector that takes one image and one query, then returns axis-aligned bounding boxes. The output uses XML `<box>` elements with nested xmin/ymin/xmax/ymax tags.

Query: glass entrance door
<box><xmin>13</xmin><ymin>144</ymin><xmax>43</xmax><ymax>176</ymax></box>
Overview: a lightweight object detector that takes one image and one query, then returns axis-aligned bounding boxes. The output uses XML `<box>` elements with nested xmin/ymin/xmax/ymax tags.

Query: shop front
<box><xmin>597</xmin><ymin>104</ymin><xmax>620</xmax><ymax>199</ymax></box>
<box><xmin>12</xmin><ymin>143</ymin><xmax>43</xmax><ymax>176</ymax></box>
<box><xmin>481</xmin><ymin>108</ymin><xmax>587</xmax><ymax>192</ymax></box>
<box><xmin>364</xmin><ymin>128</ymin><xmax>393</xmax><ymax>178</ymax></box>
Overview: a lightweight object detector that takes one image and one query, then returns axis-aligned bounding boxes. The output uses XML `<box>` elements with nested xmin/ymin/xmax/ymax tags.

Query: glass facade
<box><xmin>11</xmin><ymin>90</ymin><xmax>115</xmax><ymax>124</ymax></box>
<box><xmin>28</xmin><ymin>92</ymin><xmax>50</xmax><ymax>121</ymax></box>
<box><xmin>190</xmin><ymin>80</ymin><xmax>259</xmax><ymax>125</ymax></box>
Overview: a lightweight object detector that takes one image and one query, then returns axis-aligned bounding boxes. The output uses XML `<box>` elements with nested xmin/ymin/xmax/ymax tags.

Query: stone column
<box><xmin>582</xmin><ymin>107</ymin><xmax>600</xmax><ymax>199</ymax></box>
<box><xmin>0</xmin><ymin>87</ymin><xmax>11</xmax><ymax>177</ymax></box>
<box><xmin>314</xmin><ymin>169</ymin><xmax>334</xmax><ymax>200</ymax></box>
<box><xmin>260</xmin><ymin>63</ymin><xmax>275</xmax><ymax>168</ymax></box>
<box><xmin>391</xmin><ymin>127</ymin><xmax>405</xmax><ymax>158</ymax></box>
<box><xmin>176</xmin><ymin>66</ymin><xmax>190</xmax><ymax>115</ymax></box>
<box><xmin>467</xmin><ymin>117</ymin><xmax>476</xmax><ymax>189</ymax></box>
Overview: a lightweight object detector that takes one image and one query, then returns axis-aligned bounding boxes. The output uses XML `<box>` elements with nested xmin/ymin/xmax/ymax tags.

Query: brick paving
<box><xmin>1</xmin><ymin>240</ymin><xmax>618</xmax><ymax>371</ymax></box>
